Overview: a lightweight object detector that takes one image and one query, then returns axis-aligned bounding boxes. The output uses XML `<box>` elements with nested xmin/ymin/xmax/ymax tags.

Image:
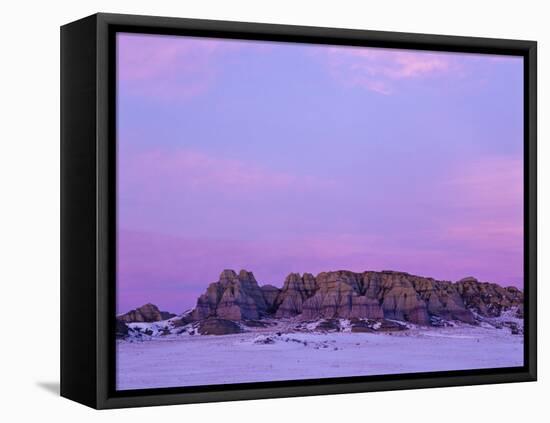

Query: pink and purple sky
<box><xmin>116</xmin><ymin>33</ymin><xmax>524</xmax><ymax>314</ymax></box>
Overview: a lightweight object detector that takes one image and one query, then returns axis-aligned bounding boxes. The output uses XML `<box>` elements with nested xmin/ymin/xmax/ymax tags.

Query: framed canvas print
<box><xmin>60</xmin><ymin>13</ymin><xmax>537</xmax><ymax>409</ymax></box>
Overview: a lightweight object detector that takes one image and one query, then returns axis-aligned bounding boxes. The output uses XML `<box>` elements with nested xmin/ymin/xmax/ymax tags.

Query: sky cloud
<box><xmin>116</xmin><ymin>35</ymin><xmax>524</xmax><ymax>313</ymax></box>
<box><xmin>318</xmin><ymin>46</ymin><xmax>455</xmax><ymax>94</ymax></box>
<box><xmin>443</xmin><ymin>155</ymin><xmax>523</xmax><ymax>210</ymax></box>
<box><xmin>117</xmin><ymin>33</ymin><xmax>234</xmax><ymax>101</ymax></box>
<box><xmin>119</xmin><ymin>147</ymin><xmax>334</xmax><ymax>197</ymax></box>
<box><xmin>433</xmin><ymin>155</ymin><xmax>523</xmax><ymax>280</ymax></box>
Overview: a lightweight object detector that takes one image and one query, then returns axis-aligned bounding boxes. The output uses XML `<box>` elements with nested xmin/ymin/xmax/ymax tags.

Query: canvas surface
<box><xmin>115</xmin><ymin>33</ymin><xmax>525</xmax><ymax>390</ymax></box>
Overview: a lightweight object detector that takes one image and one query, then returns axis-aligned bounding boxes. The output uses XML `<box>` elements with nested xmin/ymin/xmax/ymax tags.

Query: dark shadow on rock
<box><xmin>36</xmin><ymin>381</ymin><xmax>60</xmax><ymax>396</ymax></box>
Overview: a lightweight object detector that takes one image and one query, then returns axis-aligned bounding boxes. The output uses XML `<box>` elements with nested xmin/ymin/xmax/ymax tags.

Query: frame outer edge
<box><xmin>96</xmin><ymin>12</ymin><xmax>111</xmax><ymax>409</ymax></box>
<box><xmin>60</xmin><ymin>14</ymin><xmax>99</xmax><ymax>409</ymax></box>
<box><xmin>527</xmin><ymin>42</ymin><xmax>537</xmax><ymax>380</ymax></box>
<box><xmin>73</xmin><ymin>12</ymin><xmax>538</xmax><ymax>409</ymax></box>
<box><xmin>96</xmin><ymin>12</ymin><xmax>536</xmax><ymax>49</ymax></box>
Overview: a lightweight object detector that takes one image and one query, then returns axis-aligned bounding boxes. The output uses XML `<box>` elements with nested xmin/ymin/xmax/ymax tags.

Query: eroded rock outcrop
<box><xmin>185</xmin><ymin>269</ymin><xmax>523</xmax><ymax>328</ymax></box>
<box><xmin>260</xmin><ymin>284</ymin><xmax>281</xmax><ymax>313</ymax></box>
<box><xmin>274</xmin><ymin>273</ymin><xmax>317</xmax><ymax>318</ymax></box>
<box><xmin>192</xmin><ymin>269</ymin><xmax>269</xmax><ymax>320</ymax></box>
<box><xmin>115</xmin><ymin>319</ymin><xmax>130</xmax><ymax>338</ymax></box>
<box><xmin>456</xmin><ymin>277</ymin><xmax>523</xmax><ymax>317</ymax></box>
<box><xmin>197</xmin><ymin>318</ymin><xmax>243</xmax><ymax>335</ymax></box>
<box><xmin>413</xmin><ymin>277</ymin><xmax>475</xmax><ymax>324</ymax></box>
<box><xmin>301</xmin><ymin>271</ymin><xmax>384</xmax><ymax>320</ymax></box>
<box><xmin>118</xmin><ymin>303</ymin><xmax>175</xmax><ymax>323</ymax></box>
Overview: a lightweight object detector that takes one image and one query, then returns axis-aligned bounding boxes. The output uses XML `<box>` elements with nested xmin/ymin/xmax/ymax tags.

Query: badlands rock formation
<box><xmin>118</xmin><ymin>303</ymin><xmax>175</xmax><ymax>323</ymax></box>
<box><xmin>185</xmin><ymin>269</ymin><xmax>523</xmax><ymax>326</ymax></box>
<box><xmin>117</xmin><ymin>269</ymin><xmax>523</xmax><ymax>333</ymax></box>
<box><xmin>192</xmin><ymin>269</ymin><xmax>269</xmax><ymax>320</ymax></box>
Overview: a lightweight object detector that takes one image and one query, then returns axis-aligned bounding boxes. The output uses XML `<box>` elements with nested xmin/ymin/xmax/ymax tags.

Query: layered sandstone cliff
<box><xmin>117</xmin><ymin>269</ymin><xmax>523</xmax><ymax>332</ymax></box>
<box><xmin>184</xmin><ymin>269</ymin><xmax>523</xmax><ymax>326</ymax></box>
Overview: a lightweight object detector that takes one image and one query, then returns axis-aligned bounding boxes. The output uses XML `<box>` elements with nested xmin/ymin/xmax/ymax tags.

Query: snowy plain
<box><xmin>116</xmin><ymin>320</ymin><xmax>523</xmax><ymax>390</ymax></box>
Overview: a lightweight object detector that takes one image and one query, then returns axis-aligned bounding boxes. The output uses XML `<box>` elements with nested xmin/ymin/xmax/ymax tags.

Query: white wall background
<box><xmin>1</xmin><ymin>0</ymin><xmax>546</xmax><ymax>420</ymax></box>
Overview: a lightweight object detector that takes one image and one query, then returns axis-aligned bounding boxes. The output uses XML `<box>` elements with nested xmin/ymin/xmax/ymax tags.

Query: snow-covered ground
<box><xmin>116</xmin><ymin>319</ymin><xmax>524</xmax><ymax>390</ymax></box>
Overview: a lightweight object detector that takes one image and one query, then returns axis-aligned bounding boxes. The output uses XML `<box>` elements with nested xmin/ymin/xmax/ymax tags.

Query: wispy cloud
<box><xmin>117</xmin><ymin>33</ymin><xmax>236</xmax><ymax>101</ymax></box>
<box><xmin>434</xmin><ymin>155</ymin><xmax>523</xmax><ymax>279</ymax></box>
<box><xmin>119</xmin><ymin>147</ymin><xmax>334</xmax><ymax>197</ymax></box>
<box><xmin>443</xmin><ymin>156</ymin><xmax>523</xmax><ymax>210</ymax></box>
<box><xmin>317</xmin><ymin>46</ymin><xmax>455</xmax><ymax>94</ymax></box>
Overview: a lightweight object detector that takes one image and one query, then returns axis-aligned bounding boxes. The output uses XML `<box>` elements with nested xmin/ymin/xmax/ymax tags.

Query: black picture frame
<box><xmin>60</xmin><ymin>12</ymin><xmax>537</xmax><ymax>409</ymax></box>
